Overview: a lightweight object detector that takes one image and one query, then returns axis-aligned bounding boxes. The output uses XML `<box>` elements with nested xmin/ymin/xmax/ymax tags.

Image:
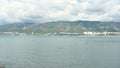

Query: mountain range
<box><xmin>0</xmin><ymin>20</ymin><xmax>120</xmax><ymax>34</ymax></box>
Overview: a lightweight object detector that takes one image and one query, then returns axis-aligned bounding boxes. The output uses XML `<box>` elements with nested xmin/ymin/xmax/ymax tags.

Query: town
<box><xmin>0</xmin><ymin>32</ymin><xmax>120</xmax><ymax>36</ymax></box>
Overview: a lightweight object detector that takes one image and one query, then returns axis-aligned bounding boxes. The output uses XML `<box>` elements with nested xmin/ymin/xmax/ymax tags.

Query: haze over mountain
<box><xmin>0</xmin><ymin>20</ymin><xmax>120</xmax><ymax>33</ymax></box>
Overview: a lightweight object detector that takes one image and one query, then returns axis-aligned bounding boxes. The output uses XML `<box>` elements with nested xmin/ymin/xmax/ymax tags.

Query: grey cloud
<box><xmin>0</xmin><ymin>0</ymin><xmax>120</xmax><ymax>24</ymax></box>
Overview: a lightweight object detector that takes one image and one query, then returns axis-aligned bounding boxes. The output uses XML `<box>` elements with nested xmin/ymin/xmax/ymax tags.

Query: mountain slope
<box><xmin>0</xmin><ymin>20</ymin><xmax>120</xmax><ymax>33</ymax></box>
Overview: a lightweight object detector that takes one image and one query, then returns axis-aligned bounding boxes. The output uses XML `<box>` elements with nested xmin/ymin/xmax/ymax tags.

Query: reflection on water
<box><xmin>0</xmin><ymin>36</ymin><xmax>120</xmax><ymax>68</ymax></box>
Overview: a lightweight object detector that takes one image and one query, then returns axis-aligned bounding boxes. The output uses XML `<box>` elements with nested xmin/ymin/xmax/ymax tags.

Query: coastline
<box><xmin>0</xmin><ymin>31</ymin><xmax>120</xmax><ymax>36</ymax></box>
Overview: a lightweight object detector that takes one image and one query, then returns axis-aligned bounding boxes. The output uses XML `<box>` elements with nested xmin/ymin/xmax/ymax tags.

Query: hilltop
<box><xmin>0</xmin><ymin>20</ymin><xmax>120</xmax><ymax>35</ymax></box>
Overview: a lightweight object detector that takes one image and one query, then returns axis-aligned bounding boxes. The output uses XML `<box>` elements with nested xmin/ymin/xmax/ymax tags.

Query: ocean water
<box><xmin>0</xmin><ymin>36</ymin><xmax>120</xmax><ymax>68</ymax></box>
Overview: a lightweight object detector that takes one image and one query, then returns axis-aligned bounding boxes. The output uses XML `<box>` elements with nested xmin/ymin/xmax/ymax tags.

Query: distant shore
<box><xmin>0</xmin><ymin>31</ymin><xmax>120</xmax><ymax>36</ymax></box>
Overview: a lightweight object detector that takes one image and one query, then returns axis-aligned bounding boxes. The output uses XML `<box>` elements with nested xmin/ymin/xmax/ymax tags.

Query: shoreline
<box><xmin>0</xmin><ymin>34</ymin><xmax>120</xmax><ymax>36</ymax></box>
<box><xmin>1</xmin><ymin>32</ymin><xmax>120</xmax><ymax>36</ymax></box>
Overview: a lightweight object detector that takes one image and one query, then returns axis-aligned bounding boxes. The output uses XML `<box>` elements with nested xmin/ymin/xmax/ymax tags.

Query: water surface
<box><xmin>0</xmin><ymin>36</ymin><xmax>120</xmax><ymax>68</ymax></box>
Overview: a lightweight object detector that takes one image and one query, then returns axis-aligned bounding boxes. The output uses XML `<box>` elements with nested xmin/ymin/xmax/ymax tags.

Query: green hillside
<box><xmin>0</xmin><ymin>20</ymin><xmax>120</xmax><ymax>34</ymax></box>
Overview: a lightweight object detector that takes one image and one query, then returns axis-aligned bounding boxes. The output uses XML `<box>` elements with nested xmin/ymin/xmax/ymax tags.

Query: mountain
<box><xmin>0</xmin><ymin>20</ymin><xmax>120</xmax><ymax>34</ymax></box>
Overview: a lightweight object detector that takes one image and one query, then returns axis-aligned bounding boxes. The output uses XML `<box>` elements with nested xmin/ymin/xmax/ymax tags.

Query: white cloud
<box><xmin>0</xmin><ymin>0</ymin><xmax>120</xmax><ymax>24</ymax></box>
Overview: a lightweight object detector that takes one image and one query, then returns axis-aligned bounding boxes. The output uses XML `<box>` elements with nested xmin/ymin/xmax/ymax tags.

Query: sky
<box><xmin>0</xmin><ymin>0</ymin><xmax>120</xmax><ymax>24</ymax></box>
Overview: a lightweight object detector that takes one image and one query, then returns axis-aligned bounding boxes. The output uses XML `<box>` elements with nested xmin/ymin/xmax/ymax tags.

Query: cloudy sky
<box><xmin>0</xmin><ymin>0</ymin><xmax>120</xmax><ymax>24</ymax></box>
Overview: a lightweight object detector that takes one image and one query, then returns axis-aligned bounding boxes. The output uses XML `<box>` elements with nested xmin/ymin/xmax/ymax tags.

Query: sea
<box><xmin>0</xmin><ymin>35</ymin><xmax>120</xmax><ymax>68</ymax></box>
